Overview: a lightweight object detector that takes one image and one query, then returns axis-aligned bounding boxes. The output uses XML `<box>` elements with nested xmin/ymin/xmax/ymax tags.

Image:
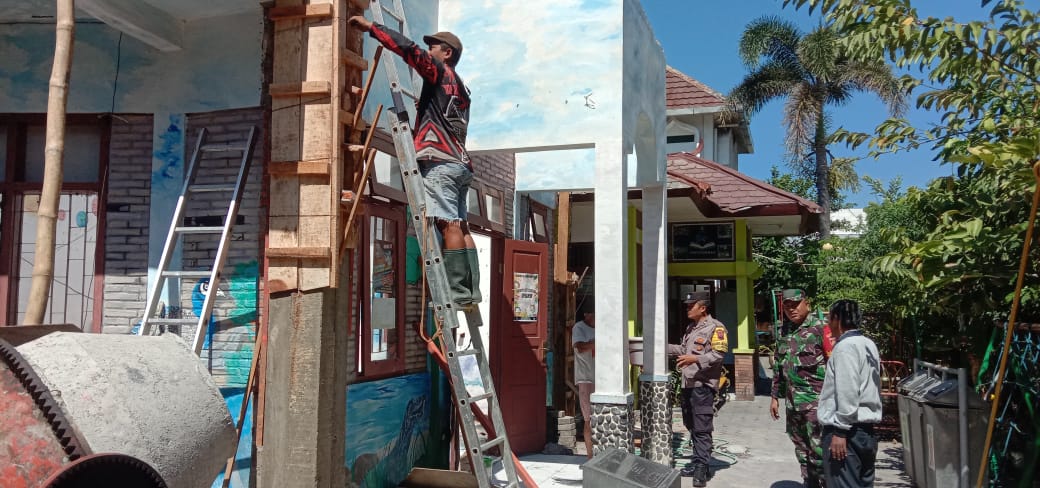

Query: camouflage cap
<box><xmin>781</xmin><ymin>288</ymin><xmax>807</xmax><ymax>302</ymax></box>
<box><xmin>682</xmin><ymin>291</ymin><xmax>710</xmax><ymax>304</ymax></box>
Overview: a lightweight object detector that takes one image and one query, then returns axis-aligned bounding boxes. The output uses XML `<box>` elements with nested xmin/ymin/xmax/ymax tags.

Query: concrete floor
<box><xmin>496</xmin><ymin>395</ymin><xmax>913</xmax><ymax>488</ymax></box>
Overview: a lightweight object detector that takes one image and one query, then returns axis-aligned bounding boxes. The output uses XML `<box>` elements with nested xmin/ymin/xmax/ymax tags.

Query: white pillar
<box><xmin>592</xmin><ymin>139</ymin><xmax>630</xmax><ymax>401</ymax></box>
<box><xmin>640</xmin><ymin>183</ymin><xmax>668</xmax><ymax>379</ymax></box>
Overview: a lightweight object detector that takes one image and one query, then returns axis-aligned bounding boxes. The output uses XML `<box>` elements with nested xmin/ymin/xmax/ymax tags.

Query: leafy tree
<box><xmin>783</xmin><ymin>0</ymin><xmax>1040</xmax><ymax>326</ymax></box>
<box><xmin>753</xmin><ymin>168</ymin><xmax>821</xmax><ymax>296</ymax></box>
<box><xmin>729</xmin><ymin>17</ymin><xmax>907</xmax><ymax>238</ymax></box>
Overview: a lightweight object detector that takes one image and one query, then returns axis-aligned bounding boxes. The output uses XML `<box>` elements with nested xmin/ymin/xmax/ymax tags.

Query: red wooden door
<box><xmin>492</xmin><ymin>239</ymin><xmax>549</xmax><ymax>454</ymax></box>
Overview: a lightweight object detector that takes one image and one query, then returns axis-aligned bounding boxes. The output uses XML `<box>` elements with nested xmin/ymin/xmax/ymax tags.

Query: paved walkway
<box><xmin>498</xmin><ymin>395</ymin><xmax>913</xmax><ymax>487</ymax></box>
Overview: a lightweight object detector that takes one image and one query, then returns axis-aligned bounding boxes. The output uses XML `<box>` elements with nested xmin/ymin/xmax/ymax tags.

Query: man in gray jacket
<box><xmin>667</xmin><ymin>291</ymin><xmax>728</xmax><ymax>486</ymax></box>
<box><xmin>818</xmin><ymin>299</ymin><xmax>882</xmax><ymax>487</ymax></box>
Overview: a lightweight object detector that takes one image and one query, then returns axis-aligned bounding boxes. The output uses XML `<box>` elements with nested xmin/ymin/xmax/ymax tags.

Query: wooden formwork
<box><xmin>266</xmin><ymin>0</ymin><xmax>371</xmax><ymax>293</ymax></box>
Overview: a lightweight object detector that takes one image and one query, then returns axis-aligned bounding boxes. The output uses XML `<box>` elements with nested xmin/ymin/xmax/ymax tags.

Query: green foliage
<box><xmin>781</xmin><ymin>0</ymin><xmax>1040</xmax><ymax>362</ymax></box>
<box><xmin>729</xmin><ymin>16</ymin><xmax>907</xmax><ymax>237</ymax></box>
<box><xmin>753</xmin><ymin>168</ymin><xmax>821</xmax><ymax>296</ymax></box>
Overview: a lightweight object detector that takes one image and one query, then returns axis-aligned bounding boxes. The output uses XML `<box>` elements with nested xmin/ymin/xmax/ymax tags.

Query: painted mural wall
<box><xmin>440</xmin><ymin>0</ymin><xmax>624</xmax><ymax>152</ymax></box>
<box><xmin>0</xmin><ymin>11</ymin><xmax>262</xmax><ymax>113</ymax></box>
<box><xmin>345</xmin><ymin>373</ymin><xmax>431</xmax><ymax>488</ymax></box>
<box><xmin>360</xmin><ymin>0</ymin><xmax>438</xmax><ymax>132</ymax></box>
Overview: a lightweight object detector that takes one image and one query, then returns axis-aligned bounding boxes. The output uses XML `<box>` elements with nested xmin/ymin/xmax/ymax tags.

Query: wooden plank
<box><xmin>554</xmin><ymin>192</ymin><xmax>571</xmax><ymax>283</ymax></box>
<box><xmin>270</xmin><ymin>81</ymin><xmax>332</xmax><ymax>97</ymax></box>
<box><xmin>269</xmin><ymin>3</ymin><xmax>333</xmax><ymax>21</ymax></box>
<box><xmin>269</xmin><ymin>2</ymin><xmax>304</xmax><ymax>293</ymax></box>
<box><xmin>269</xmin><ymin>160</ymin><xmax>330</xmax><ymax>176</ymax></box>
<box><xmin>269</xmin><ymin>175</ymin><xmax>300</xmax><ymax>217</ymax></box>
<box><xmin>267</xmin><ymin>247</ymin><xmax>332</xmax><ymax>259</ymax></box>
<box><xmin>298</xmin><ymin>216</ymin><xmax>334</xmax><ymax>290</ymax></box>
<box><xmin>349</xmin><ymin>0</ymin><xmax>371</xmax><ymax>10</ymax></box>
<box><xmin>340</xmin><ymin>109</ymin><xmax>367</xmax><ymax>130</ymax></box>
<box><xmin>299</xmin><ymin>175</ymin><xmax>332</xmax><ymax>216</ymax></box>
<box><xmin>352</xmin><ymin>46</ymin><xmax>383</xmax><ymax>131</ymax></box>
<box><xmin>341</xmin><ymin>48</ymin><xmax>368</xmax><ymax>71</ymax></box>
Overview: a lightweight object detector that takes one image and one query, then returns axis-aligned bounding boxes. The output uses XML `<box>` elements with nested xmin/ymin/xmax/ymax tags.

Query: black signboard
<box><xmin>670</xmin><ymin>222</ymin><xmax>735</xmax><ymax>262</ymax></box>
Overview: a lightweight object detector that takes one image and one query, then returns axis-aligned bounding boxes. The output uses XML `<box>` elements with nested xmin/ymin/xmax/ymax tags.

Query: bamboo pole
<box><xmin>25</xmin><ymin>0</ymin><xmax>75</xmax><ymax>325</ymax></box>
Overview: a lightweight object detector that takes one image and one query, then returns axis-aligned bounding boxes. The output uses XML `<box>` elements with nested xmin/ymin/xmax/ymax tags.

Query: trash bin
<box><xmin>900</xmin><ymin>373</ymin><xmax>942</xmax><ymax>488</ymax></box>
<box><xmin>922</xmin><ymin>379</ymin><xmax>988</xmax><ymax>488</ymax></box>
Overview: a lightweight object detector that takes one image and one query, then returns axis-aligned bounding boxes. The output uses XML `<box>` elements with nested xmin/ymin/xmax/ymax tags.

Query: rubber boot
<box><xmin>691</xmin><ymin>464</ymin><xmax>708</xmax><ymax>487</ymax></box>
<box><xmin>466</xmin><ymin>248</ymin><xmax>483</xmax><ymax>304</ymax></box>
<box><xmin>442</xmin><ymin>249</ymin><xmax>473</xmax><ymax>307</ymax></box>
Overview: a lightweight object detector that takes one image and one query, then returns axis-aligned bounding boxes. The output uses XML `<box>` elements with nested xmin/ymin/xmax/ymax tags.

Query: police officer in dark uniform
<box><xmin>667</xmin><ymin>291</ymin><xmax>729</xmax><ymax>486</ymax></box>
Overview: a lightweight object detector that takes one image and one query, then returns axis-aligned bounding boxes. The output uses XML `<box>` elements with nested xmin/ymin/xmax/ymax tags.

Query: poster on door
<box><xmin>513</xmin><ymin>272</ymin><xmax>539</xmax><ymax>322</ymax></box>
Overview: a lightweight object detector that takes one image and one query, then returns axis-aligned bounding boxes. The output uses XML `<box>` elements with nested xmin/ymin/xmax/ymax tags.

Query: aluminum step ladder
<box><xmin>137</xmin><ymin>126</ymin><xmax>258</xmax><ymax>356</ymax></box>
<box><xmin>365</xmin><ymin>2</ymin><xmax>521</xmax><ymax>487</ymax></box>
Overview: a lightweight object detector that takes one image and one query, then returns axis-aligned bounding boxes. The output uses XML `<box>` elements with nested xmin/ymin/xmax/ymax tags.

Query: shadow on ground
<box><xmin>769</xmin><ymin>481</ymin><xmax>804</xmax><ymax>488</ymax></box>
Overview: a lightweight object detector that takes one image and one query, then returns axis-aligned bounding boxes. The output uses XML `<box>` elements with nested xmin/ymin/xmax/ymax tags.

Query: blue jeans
<box><xmin>419</xmin><ymin>160</ymin><xmax>472</xmax><ymax>221</ymax></box>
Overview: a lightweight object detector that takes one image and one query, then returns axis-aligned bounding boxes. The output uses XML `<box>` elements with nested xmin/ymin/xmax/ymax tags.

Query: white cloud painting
<box><xmin>440</xmin><ymin>0</ymin><xmax>624</xmax><ymax>151</ymax></box>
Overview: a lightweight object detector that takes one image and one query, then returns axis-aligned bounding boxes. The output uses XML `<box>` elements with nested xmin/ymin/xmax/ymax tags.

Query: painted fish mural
<box><xmin>345</xmin><ymin>374</ymin><xmax>431</xmax><ymax>488</ymax></box>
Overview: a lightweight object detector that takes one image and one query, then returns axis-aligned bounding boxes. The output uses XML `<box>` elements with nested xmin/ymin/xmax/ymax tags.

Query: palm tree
<box><xmin>728</xmin><ymin>17</ymin><xmax>906</xmax><ymax>238</ymax></box>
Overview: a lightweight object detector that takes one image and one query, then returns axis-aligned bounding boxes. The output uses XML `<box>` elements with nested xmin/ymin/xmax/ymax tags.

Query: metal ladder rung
<box><xmin>162</xmin><ymin>270</ymin><xmax>213</xmax><ymax>278</ymax></box>
<box><xmin>201</xmin><ymin>143</ymin><xmax>245</xmax><ymax>152</ymax></box>
<box><xmin>465</xmin><ymin>392</ymin><xmax>494</xmax><ymax>404</ymax></box>
<box><xmin>451</xmin><ymin>349</ymin><xmax>481</xmax><ymax>358</ymax></box>
<box><xmin>175</xmin><ymin>226</ymin><xmax>225</xmax><ymax>234</ymax></box>
<box><xmin>479</xmin><ymin>437</ymin><xmax>505</xmax><ymax>453</ymax></box>
<box><xmin>189</xmin><ymin>184</ymin><xmax>236</xmax><ymax>192</ymax></box>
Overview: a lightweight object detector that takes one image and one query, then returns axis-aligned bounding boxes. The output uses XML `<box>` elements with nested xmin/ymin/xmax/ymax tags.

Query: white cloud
<box><xmin>440</xmin><ymin>0</ymin><xmax>624</xmax><ymax>151</ymax></box>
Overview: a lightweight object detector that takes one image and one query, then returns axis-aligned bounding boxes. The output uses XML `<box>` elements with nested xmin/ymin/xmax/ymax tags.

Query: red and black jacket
<box><xmin>369</xmin><ymin>23</ymin><xmax>472</xmax><ymax>170</ymax></box>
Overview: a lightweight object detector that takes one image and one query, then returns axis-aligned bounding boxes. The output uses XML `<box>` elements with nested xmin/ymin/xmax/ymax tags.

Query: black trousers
<box><xmin>680</xmin><ymin>386</ymin><xmax>715</xmax><ymax>466</ymax></box>
<box><xmin>822</xmin><ymin>424</ymin><xmax>878</xmax><ymax>488</ymax></box>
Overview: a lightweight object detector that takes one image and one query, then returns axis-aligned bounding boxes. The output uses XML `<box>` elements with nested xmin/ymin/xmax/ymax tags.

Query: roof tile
<box><xmin>666</xmin><ymin>66</ymin><xmax>727</xmax><ymax>110</ymax></box>
<box><xmin>667</xmin><ymin>152</ymin><xmax>821</xmax><ymax>214</ymax></box>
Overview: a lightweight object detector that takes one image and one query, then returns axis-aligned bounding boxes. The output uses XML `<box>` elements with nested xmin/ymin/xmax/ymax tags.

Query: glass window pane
<box><xmin>467</xmin><ymin>186</ymin><xmax>481</xmax><ymax>216</ymax></box>
<box><xmin>533</xmin><ymin>212</ymin><xmax>546</xmax><ymax>238</ymax></box>
<box><xmin>25</xmin><ymin>124</ymin><xmax>102</xmax><ymax>183</ymax></box>
<box><xmin>486</xmin><ymin>193</ymin><xmax>503</xmax><ymax>224</ymax></box>
<box><xmin>369</xmin><ymin>215</ymin><xmax>397</xmax><ymax>362</ymax></box>
<box><xmin>372</xmin><ymin>150</ymin><xmax>404</xmax><ymax>191</ymax></box>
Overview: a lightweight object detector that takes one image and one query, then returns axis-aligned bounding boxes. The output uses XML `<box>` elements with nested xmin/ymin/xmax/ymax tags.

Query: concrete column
<box><xmin>592</xmin><ymin>139</ymin><xmax>634</xmax><ymax>453</ymax></box>
<box><xmin>257</xmin><ymin>288</ymin><xmax>347</xmax><ymax>488</ymax></box>
<box><xmin>638</xmin><ymin>183</ymin><xmax>671</xmax><ymax>463</ymax></box>
<box><xmin>734</xmin><ymin>275</ymin><xmax>756</xmax><ymax>400</ymax></box>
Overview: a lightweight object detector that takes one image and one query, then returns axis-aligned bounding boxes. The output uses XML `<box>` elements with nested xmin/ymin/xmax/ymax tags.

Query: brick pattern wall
<box><xmin>101</xmin><ymin>115</ymin><xmax>154</xmax><ymax>335</ymax></box>
<box><xmin>177</xmin><ymin>108</ymin><xmax>265</xmax><ymax>388</ymax></box>
<box><xmin>472</xmin><ymin>152</ymin><xmax>515</xmax><ymax>238</ymax></box>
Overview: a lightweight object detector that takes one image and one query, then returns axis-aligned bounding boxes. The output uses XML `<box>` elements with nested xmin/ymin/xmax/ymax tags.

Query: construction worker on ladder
<box><xmin>348</xmin><ymin>15</ymin><xmax>480</xmax><ymax>307</ymax></box>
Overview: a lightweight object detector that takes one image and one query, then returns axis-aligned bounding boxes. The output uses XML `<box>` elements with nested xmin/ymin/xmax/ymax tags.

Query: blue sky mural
<box><xmin>0</xmin><ymin>13</ymin><xmax>261</xmax><ymax>113</ymax></box>
<box><xmin>438</xmin><ymin>0</ymin><xmax>623</xmax><ymax>151</ymax></box>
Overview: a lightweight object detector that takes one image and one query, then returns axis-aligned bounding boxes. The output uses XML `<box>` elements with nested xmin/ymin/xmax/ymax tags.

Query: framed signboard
<box><xmin>670</xmin><ymin>222</ymin><xmax>735</xmax><ymax>262</ymax></box>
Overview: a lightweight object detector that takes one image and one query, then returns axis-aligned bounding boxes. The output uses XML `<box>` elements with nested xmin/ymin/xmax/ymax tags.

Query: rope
<box><xmin>976</xmin><ymin>160</ymin><xmax>1040</xmax><ymax>488</ymax></box>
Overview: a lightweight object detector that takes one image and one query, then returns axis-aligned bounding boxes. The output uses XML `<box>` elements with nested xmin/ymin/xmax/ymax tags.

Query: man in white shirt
<box><xmin>818</xmin><ymin>299</ymin><xmax>883</xmax><ymax>487</ymax></box>
<box><xmin>572</xmin><ymin>304</ymin><xmax>595</xmax><ymax>458</ymax></box>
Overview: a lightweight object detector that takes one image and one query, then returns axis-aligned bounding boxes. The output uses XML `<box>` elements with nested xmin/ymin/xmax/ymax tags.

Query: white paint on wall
<box><xmin>440</xmin><ymin>0</ymin><xmax>624</xmax><ymax>151</ymax></box>
<box><xmin>148</xmin><ymin>113</ymin><xmax>185</xmax><ymax>309</ymax></box>
<box><xmin>514</xmin><ymin>148</ymin><xmax>597</xmax><ymax>192</ymax></box>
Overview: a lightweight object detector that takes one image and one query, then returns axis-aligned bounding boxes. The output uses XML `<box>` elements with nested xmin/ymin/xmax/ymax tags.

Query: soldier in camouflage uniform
<box><xmin>770</xmin><ymin>288</ymin><xmax>829</xmax><ymax>488</ymax></box>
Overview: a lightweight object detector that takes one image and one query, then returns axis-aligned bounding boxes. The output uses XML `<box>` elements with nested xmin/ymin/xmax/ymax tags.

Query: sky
<box><xmin>643</xmin><ymin>0</ymin><xmax>1038</xmax><ymax>207</ymax></box>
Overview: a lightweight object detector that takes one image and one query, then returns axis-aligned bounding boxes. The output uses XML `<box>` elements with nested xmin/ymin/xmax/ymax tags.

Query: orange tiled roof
<box><xmin>667</xmin><ymin>152</ymin><xmax>821</xmax><ymax>219</ymax></box>
<box><xmin>666</xmin><ymin>66</ymin><xmax>727</xmax><ymax>110</ymax></box>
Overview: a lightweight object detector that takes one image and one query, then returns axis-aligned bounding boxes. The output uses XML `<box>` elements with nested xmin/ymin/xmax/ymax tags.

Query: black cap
<box><xmin>682</xmin><ymin>291</ymin><xmax>710</xmax><ymax>304</ymax></box>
